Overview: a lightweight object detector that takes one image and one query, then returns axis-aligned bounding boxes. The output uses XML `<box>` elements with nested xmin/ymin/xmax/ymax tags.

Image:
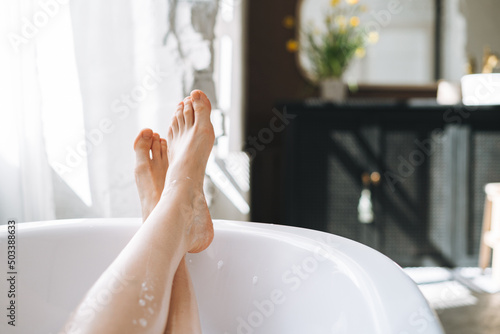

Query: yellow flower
<box><xmin>286</xmin><ymin>39</ymin><xmax>299</xmax><ymax>53</ymax></box>
<box><xmin>350</xmin><ymin>16</ymin><xmax>360</xmax><ymax>27</ymax></box>
<box><xmin>330</xmin><ymin>0</ymin><xmax>341</xmax><ymax>6</ymax></box>
<box><xmin>346</xmin><ymin>0</ymin><xmax>359</xmax><ymax>5</ymax></box>
<box><xmin>355</xmin><ymin>47</ymin><xmax>366</xmax><ymax>58</ymax></box>
<box><xmin>367</xmin><ymin>31</ymin><xmax>379</xmax><ymax>44</ymax></box>
<box><xmin>282</xmin><ymin>16</ymin><xmax>295</xmax><ymax>29</ymax></box>
<box><xmin>336</xmin><ymin>15</ymin><xmax>347</xmax><ymax>29</ymax></box>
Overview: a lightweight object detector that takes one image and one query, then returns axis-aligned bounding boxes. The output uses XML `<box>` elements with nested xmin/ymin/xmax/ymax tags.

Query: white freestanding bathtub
<box><xmin>0</xmin><ymin>218</ymin><xmax>444</xmax><ymax>334</ymax></box>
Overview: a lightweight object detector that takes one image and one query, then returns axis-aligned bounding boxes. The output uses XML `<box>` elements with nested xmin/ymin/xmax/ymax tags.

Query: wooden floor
<box><xmin>437</xmin><ymin>292</ymin><xmax>500</xmax><ymax>334</ymax></box>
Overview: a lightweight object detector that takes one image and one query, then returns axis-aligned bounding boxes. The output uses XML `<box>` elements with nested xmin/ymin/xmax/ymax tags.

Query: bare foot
<box><xmin>134</xmin><ymin>128</ymin><xmax>169</xmax><ymax>221</ymax></box>
<box><xmin>164</xmin><ymin>90</ymin><xmax>215</xmax><ymax>253</ymax></box>
<box><xmin>134</xmin><ymin>126</ymin><xmax>203</xmax><ymax>334</ymax></box>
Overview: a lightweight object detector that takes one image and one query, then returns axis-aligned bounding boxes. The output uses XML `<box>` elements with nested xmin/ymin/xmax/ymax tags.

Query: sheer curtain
<box><xmin>1</xmin><ymin>0</ymin><xmax>249</xmax><ymax>223</ymax></box>
<box><xmin>1</xmin><ymin>0</ymin><xmax>56</xmax><ymax>223</ymax></box>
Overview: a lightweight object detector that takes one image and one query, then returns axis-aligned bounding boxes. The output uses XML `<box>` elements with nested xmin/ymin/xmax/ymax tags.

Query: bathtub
<box><xmin>0</xmin><ymin>218</ymin><xmax>444</xmax><ymax>333</ymax></box>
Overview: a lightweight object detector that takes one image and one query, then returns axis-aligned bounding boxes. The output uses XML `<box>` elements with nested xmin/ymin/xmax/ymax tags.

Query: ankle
<box><xmin>163</xmin><ymin>175</ymin><xmax>203</xmax><ymax>196</ymax></box>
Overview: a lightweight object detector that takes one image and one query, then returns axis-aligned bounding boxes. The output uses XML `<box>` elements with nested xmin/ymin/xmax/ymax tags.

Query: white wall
<box><xmin>441</xmin><ymin>0</ymin><xmax>468</xmax><ymax>82</ymax></box>
<box><xmin>462</xmin><ymin>0</ymin><xmax>500</xmax><ymax>72</ymax></box>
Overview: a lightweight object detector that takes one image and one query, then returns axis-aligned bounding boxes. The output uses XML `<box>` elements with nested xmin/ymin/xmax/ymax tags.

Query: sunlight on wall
<box><xmin>220</xmin><ymin>0</ymin><xmax>235</xmax><ymax>22</ymax></box>
<box><xmin>206</xmin><ymin>156</ymin><xmax>250</xmax><ymax>215</ymax></box>
<box><xmin>219</xmin><ymin>35</ymin><xmax>232</xmax><ymax>111</ymax></box>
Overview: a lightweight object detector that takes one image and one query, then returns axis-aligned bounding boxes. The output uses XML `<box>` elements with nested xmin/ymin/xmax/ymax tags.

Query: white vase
<box><xmin>320</xmin><ymin>78</ymin><xmax>347</xmax><ymax>102</ymax></box>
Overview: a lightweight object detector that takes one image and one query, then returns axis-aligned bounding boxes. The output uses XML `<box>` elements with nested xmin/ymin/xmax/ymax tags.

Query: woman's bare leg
<box><xmin>164</xmin><ymin>258</ymin><xmax>203</xmax><ymax>333</ymax></box>
<box><xmin>63</xmin><ymin>90</ymin><xmax>214</xmax><ymax>334</ymax></box>
<box><xmin>133</xmin><ymin>103</ymin><xmax>206</xmax><ymax>333</ymax></box>
<box><xmin>134</xmin><ymin>129</ymin><xmax>169</xmax><ymax>222</ymax></box>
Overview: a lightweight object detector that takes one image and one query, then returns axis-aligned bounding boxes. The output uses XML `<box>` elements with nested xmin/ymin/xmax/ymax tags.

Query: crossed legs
<box><xmin>64</xmin><ymin>90</ymin><xmax>214</xmax><ymax>333</ymax></box>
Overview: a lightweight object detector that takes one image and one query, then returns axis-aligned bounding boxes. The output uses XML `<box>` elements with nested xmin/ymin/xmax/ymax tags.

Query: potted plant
<box><xmin>301</xmin><ymin>0</ymin><xmax>377</xmax><ymax>101</ymax></box>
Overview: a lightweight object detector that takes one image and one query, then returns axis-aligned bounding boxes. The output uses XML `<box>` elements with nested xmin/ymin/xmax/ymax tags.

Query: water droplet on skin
<box><xmin>145</xmin><ymin>294</ymin><xmax>154</xmax><ymax>301</ymax></box>
<box><xmin>139</xmin><ymin>318</ymin><xmax>147</xmax><ymax>327</ymax></box>
<box><xmin>218</xmin><ymin>260</ymin><xmax>224</xmax><ymax>269</ymax></box>
<box><xmin>139</xmin><ymin>299</ymin><xmax>146</xmax><ymax>306</ymax></box>
<box><xmin>253</xmin><ymin>276</ymin><xmax>258</xmax><ymax>284</ymax></box>
<box><xmin>148</xmin><ymin>307</ymin><xmax>154</xmax><ymax>315</ymax></box>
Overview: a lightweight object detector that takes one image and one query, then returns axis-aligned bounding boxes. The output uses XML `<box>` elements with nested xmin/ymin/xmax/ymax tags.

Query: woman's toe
<box><xmin>190</xmin><ymin>90</ymin><xmax>211</xmax><ymax>124</ymax></box>
<box><xmin>151</xmin><ymin>133</ymin><xmax>161</xmax><ymax>160</ymax></box>
<box><xmin>134</xmin><ymin>128</ymin><xmax>154</xmax><ymax>165</ymax></box>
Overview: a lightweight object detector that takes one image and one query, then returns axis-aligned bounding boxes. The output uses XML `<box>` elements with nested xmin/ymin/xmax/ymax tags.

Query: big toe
<box><xmin>134</xmin><ymin>128</ymin><xmax>153</xmax><ymax>165</ymax></box>
<box><xmin>190</xmin><ymin>90</ymin><xmax>212</xmax><ymax>123</ymax></box>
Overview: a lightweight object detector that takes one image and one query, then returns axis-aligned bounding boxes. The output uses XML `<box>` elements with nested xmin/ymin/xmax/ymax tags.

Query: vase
<box><xmin>320</xmin><ymin>78</ymin><xmax>347</xmax><ymax>102</ymax></box>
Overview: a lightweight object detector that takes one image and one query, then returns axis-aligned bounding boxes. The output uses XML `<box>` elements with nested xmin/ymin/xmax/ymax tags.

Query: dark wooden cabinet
<box><xmin>280</xmin><ymin>101</ymin><xmax>500</xmax><ymax>267</ymax></box>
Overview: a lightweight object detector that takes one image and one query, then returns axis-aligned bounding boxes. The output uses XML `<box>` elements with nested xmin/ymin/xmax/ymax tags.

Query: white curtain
<box><xmin>1</xmin><ymin>0</ymin><xmax>232</xmax><ymax>222</ymax></box>
<box><xmin>1</xmin><ymin>0</ymin><xmax>56</xmax><ymax>223</ymax></box>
